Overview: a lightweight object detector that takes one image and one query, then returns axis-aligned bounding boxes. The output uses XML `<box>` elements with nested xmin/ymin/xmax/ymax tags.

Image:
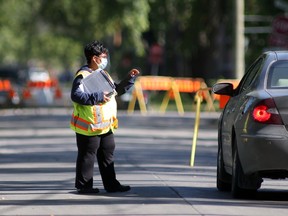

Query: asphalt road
<box><xmin>0</xmin><ymin>108</ymin><xmax>288</xmax><ymax>215</ymax></box>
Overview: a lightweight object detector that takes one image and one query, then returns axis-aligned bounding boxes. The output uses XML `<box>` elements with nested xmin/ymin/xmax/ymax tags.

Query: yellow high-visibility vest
<box><xmin>70</xmin><ymin>70</ymin><xmax>118</xmax><ymax>136</ymax></box>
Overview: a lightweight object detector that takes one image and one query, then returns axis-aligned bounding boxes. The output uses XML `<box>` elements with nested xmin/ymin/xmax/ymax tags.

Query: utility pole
<box><xmin>235</xmin><ymin>0</ymin><xmax>245</xmax><ymax>79</ymax></box>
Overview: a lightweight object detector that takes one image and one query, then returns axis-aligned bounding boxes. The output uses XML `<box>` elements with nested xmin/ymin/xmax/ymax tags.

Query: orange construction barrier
<box><xmin>3</xmin><ymin>80</ymin><xmax>11</xmax><ymax>90</ymax></box>
<box><xmin>219</xmin><ymin>95</ymin><xmax>231</xmax><ymax>109</ymax></box>
<box><xmin>139</xmin><ymin>76</ymin><xmax>173</xmax><ymax>91</ymax></box>
<box><xmin>169</xmin><ymin>78</ymin><xmax>206</xmax><ymax>99</ymax></box>
<box><xmin>0</xmin><ymin>79</ymin><xmax>17</xmax><ymax>100</ymax></box>
<box><xmin>128</xmin><ymin>76</ymin><xmax>214</xmax><ymax>114</ymax></box>
<box><xmin>174</xmin><ymin>78</ymin><xmax>203</xmax><ymax>93</ymax></box>
<box><xmin>0</xmin><ymin>79</ymin><xmax>12</xmax><ymax>91</ymax></box>
<box><xmin>22</xmin><ymin>78</ymin><xmax>63</xmax><ymax>100</ymax></box>
<box><xmin>128</xmin><ymin>76</ymin><xmax>184</xmax><ymax>114</ymax></box>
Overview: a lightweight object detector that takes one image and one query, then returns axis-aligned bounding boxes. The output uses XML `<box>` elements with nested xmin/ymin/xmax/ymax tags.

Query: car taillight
<box><xmin>252</xmin><ymin>99</ymin><xmax>283</xmax><ymax>124</ymax></box>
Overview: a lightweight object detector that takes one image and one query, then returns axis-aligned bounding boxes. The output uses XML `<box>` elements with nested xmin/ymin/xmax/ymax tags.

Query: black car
<box><xmin>213</xmin><ymin>51</ymin><xmax>288</xmax><ymax>198</ymax></box>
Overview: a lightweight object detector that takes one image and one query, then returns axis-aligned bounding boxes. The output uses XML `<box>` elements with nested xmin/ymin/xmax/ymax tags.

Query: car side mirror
<box><xmin>212</xmin><ymin>83</ymin><xmax>234</xmax><ymax>96</ymax></box>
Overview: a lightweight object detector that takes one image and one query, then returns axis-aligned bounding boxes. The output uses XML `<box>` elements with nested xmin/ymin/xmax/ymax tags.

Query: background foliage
<box><xmin>0</xmin><ymin>0</ymin><xmax>287</xmax><ymax>81</ymax></box>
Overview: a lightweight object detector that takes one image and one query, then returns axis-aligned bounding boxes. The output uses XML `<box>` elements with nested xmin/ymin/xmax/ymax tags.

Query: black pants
<box><xmin>75</xmin><ymin>131</ymin><xmax>120</xmax><ymax>190</ymax></box>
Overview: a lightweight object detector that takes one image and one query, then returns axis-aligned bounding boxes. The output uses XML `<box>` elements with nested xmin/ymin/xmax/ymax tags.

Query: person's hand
<box><xmin>129</xmin><ymin>69</ymin><xmax>140</xmax><ymax>77</ymax></box>
<box><xmin>103</xmin><ymin>92</ymin><xmax>111</xmax><ymax>103</ymax></box>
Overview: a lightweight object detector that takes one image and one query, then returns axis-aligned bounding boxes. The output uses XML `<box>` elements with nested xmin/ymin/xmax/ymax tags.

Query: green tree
<box><xmin>245</xmin><ymin>0</ymin><xmax>285</xmax><ymax>66</ymax></box>
<box><xmin>145</xmin><ymin>0</ymin><xmax>232</xmax><ymax>79</ymax></box>
<box><xmin>0</xmin><ymin>0</ymin><xmax>40</xmax><ymax>64</ymax></box>
<box><xmin>2</xmin><ymin>0</ymin><xmax>288</xmax><ymax>81</ymax></box>
<box><xmin>0</xmin><ymin>0</ymin><xmax>150</xmax><ymax>74</ymax></box>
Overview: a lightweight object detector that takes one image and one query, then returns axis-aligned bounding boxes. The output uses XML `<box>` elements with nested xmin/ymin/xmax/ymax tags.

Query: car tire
<box><xmin>231</xmin><ymin>144</ymin><xmax>257</xmax><ymax>198</ymax></box>
<box><xmin>217</xmin><ymin>144</ymin><xmax>231</xmax><ymax>191</ymax></box>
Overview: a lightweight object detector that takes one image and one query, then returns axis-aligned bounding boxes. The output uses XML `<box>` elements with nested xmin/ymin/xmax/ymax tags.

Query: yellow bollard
<box><xmin>190</xmin><ymin>88</ymin><xmax>212</xmax><ymax>166</ymax></box>
<box><xmin>190</xmin><ymin>91</ymin><xmax>202</xmax><ymax>167</ymax></box>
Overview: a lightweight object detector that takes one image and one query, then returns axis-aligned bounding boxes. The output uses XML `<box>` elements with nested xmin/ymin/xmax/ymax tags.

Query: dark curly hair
<box><xmin>84</xmin><ymin>40</ymin><xmax>108</xmax><ymax>64</ymax></box>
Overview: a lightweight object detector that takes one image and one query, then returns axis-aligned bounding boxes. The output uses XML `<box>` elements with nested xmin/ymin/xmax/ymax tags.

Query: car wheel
<box><xmin>217</xmin><ymin>144</ymin><xmax>231</xmax><ymax>191</ymax></box>
<box><xmin>231</xmin><ymin>144</ymin><xmax>257</xmax><ymax>198</ymax></box>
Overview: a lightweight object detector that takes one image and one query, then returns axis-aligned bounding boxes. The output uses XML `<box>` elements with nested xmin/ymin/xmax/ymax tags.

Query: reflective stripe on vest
<box><xmin>70</xmin><ymin>114</ymin><xmax>117</xmax><ymax>132</ymax></box>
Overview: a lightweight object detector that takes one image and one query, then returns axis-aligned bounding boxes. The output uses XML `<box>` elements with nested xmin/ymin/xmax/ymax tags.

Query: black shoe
<box><xmin>106</xmin><ymin>185</ymin><xmax>131</xmax><ymax>193</ymax></box>
<box><xmin>77</xmin><ymin>188</ymin><xmax>100</xmax><ymax>194</ymax></box>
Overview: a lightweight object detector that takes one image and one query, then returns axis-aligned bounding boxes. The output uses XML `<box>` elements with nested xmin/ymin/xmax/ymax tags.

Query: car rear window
<box><xmin>268</xmin><ymin>61</ymin><xmax>288</xmax><ymax>88</ymax></box>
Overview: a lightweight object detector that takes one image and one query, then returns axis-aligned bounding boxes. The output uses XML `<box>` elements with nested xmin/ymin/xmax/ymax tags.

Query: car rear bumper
<box><xmin>237</xmin><ymin>126</ymin><xmax>288</xmax><ymax>176</ymax></box>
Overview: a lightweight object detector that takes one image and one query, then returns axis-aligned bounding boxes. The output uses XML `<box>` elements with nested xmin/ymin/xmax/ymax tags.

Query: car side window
<box><xmin>268</xmin><ymin>61</ymin><xmax>288</xmax><ymax>88</ymax></box>
<box><xmin>236</xmin><ymin>58</ymin><xmax>263</xmax><ymax>94</ymax></box>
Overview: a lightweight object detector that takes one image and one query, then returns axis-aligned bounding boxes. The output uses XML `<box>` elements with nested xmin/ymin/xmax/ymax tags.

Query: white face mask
<box><xmin>97</xmin><ymin>57</ymin><xmax>108</xmax><ymax>70</ymax></box>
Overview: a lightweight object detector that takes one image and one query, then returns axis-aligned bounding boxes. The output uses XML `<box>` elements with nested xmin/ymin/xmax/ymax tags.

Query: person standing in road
<box><xmin>70</xmin><ymin>40</ymin><xmax>140</xmax><ymax>194</ymax></box>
